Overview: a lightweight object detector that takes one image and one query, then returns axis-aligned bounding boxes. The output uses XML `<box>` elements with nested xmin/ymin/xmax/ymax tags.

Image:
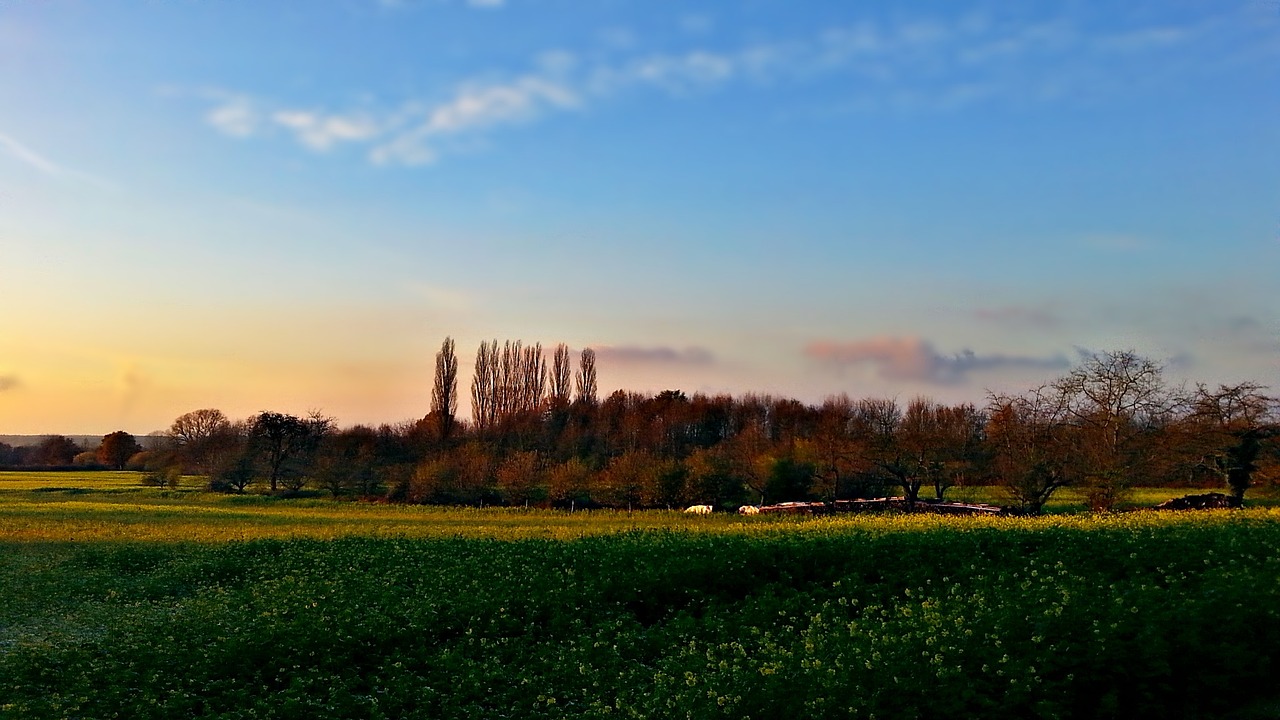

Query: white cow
<box><xmin>684</xmin><ymin>504</ymin><xmax>713</xmax><ymax>514</ymax></box>
<box><xmin>737</xmin><ymin>505</ymin><xmax>760</xmax><ymax>515</ymax></box>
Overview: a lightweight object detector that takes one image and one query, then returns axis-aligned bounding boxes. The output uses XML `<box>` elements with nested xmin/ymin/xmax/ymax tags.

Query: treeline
<box><xmin>6</xmin><ymin>341</ymin><xmax>1277</xmax><ymax>513</ymax></box>
<box><xmin>0</xmin><ymin>431</ymin><xmax>146</xmax><ymax>472</ymax></box>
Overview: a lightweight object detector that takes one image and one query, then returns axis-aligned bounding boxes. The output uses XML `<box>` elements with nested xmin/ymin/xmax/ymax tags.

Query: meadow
<box><xmin>3</xmin><ymin>472</ymin><xmax>1280</xmax><ymax>718</ymax></box>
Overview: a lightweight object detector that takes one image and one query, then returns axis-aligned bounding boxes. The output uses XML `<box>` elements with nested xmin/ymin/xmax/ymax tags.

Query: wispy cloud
<box><xmin>371</xmin><ymin>76</ymin><xmax>578</xmax><ymax>165</ymax></box>
<box><xmin>596</xmin><ymin>345</ymin><xmax>716</xmax><ymax>366</ymax></box>
<box><xmin>273</xmin><ymin>111</ymin><xmax>381</xmax><ymax>151</ymax></box>
<box><xmin>0</xmin><ymin>130</ymin><xmax>116</xmax><ymax>189</ymax></box>
<box><xmin>805</xmin><ymin>336</ymin><xmax>1069</xmax><ymax>384</ymax></box>
<box><xmin>0</xmin><ymin>374</ymin><xmax>19</xmax><ymax>392</ymax></box>
<box><xmin>0</xmin><ymin>132</ymin><xmax>113</xmax><ymax>189</ymax></box>
<box><xmin>203</xmin><ymin>77</ymin><xmax>579</xmax><ymax>165</ymax></box>
<box><xmin>206</xmin><ymin>97</ymin><xmax>259</xmax><ymax>137</ymax></box>
<box><xmin>194</xmin><ymin>7</ymin><xmax>1231</xmax><ymax>166</ymax></box>
<box><xmin>0</xmin><ymin>132</ymin><xmax>62</xmax><ymax>175</ymax></box>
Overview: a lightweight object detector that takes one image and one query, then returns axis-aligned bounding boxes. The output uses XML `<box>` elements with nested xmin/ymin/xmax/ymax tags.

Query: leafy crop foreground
<box><xmin>2</xmin><ymin>512</ymin><xmax>1280</xmax><ymax>718</ymax></box>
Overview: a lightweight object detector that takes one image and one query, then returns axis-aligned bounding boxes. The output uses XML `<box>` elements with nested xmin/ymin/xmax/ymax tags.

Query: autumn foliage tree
<box><xmin>145</xmin><ymin>339</ymin><xmax>1275</xmax><ymax>513</ymax></box>
<box><xmin>96</xmin><ymin>431</ymin><xmax>142</xmax><ymax>470</ymax></box>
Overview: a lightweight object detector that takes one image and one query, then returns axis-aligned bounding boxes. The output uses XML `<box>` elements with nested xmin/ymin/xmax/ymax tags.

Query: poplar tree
<box><xmin>431</xmin><ymin>337</ymin><xmax>459</xmax><ymax>440</ymax></box>
<box><xmin>549</xmin><ymin>344</ymin><xmax>572</xmax><ymax>408</ymax></box>
<box><xmin>576</xmin><ymin>348</ymin><xmax>598</xmax><ymax>405</ymax></box>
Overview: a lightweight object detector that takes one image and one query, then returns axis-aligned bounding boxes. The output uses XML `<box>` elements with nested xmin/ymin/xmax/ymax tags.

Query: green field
<box><xmin>3</xmin><ymin>472</ymin><xmax>1280</xmax><ymax>718</ymax></box>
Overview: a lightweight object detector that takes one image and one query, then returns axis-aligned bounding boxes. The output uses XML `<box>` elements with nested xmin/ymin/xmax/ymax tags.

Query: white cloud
<box><xmin>272</xmin><ymin>110</ymin><xmax>381</xmax><ymax>150</ymax></box>
<box><xmin>206</xmin><ymin>97</ymin><xmax>259</xmax><ymax>137</ymax></box>
<box><xmin>466</xmin><ymin>0</ymin><xmax>504</xmax><ymax>7</ymax></box>
<box><xmin>369</xmin><ymin>134</ymin><xmax>439</xmax><ymax>166</ymax></box>
<box><xmin>429</xmin><ymin>77</ymin><xmax>577</xmax><ymax>133</ymax></box>
<box><xmin>371</xmin><ymin>76</ymin><xmax>579</xmax><ymax>166</ymax></box>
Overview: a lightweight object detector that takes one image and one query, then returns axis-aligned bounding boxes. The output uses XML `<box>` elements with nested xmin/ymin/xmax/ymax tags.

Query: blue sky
<box><xmin>1</xmin><ymin>0</ymin><xmax>1277</xmax><ymax>434</ymax></box>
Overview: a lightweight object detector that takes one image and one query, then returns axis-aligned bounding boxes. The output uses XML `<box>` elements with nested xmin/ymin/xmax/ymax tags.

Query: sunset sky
<box><xmin>2</xmin><ymin>0</ymin><xmax>1277</xmax><ymax>436</ymax></box>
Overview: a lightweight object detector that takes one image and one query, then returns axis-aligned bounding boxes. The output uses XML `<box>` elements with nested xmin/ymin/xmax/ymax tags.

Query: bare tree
<box><xmin>498</xmin><ymin>340</ymin><xmax>521</xmax><ymax>422</ymax></box>
<box><xmin>1184</xmin><ymin>382</ymin><xmax>1277</xmax><ymax>501</ymax></box>
<box><xmin>807</xmin><ymin>394</ymin><xmax>868</xmax><ymax>500</ymax></box>
<box><xmin>575</xmin><ymin>347</ymin><xmax>598</xmax><ymax>405</ymax></box>
<box><xmin>549</xmin><ymin>344</ymin><xmax>573</xmax><ymax>408</ymax></box>
<box><xmin>471</xmin><ymin>340</ymin><xmax>498</xmax><ymax>430</ymax></box>
<box><xmin>517</xmin><ymin>342</ymin><xmax>547</xmax><ymax>416</ymax></box>
<box><xmin>170</xmin><ymin>408</ymin><xmax>231</xmax><ymax>447</ymax></box>
<box><xmin>1053</xmin><ymin>350</ymin><xmax>1179</xmax><ymax>510</ymax></box>
<box><xmin>168</xmin><ymin>408</ymin><xmax>235</xmax><ymax>477</ymax></box>
<box><xmin>987</xmin><ymin>387</ymin><xmax>1081</xmax><ymax>514</ymax></box>
<box><xmin>925</xmin><ymin>402</ymin><xmax>985</xmax><ymax>501</ymax></box>
<box><xmin>249</xmin><ymin>411</ymin><xmax>333</xmax><ymax>492</ymax></box>
<box><xmin>431</xmin><ymin>337</ymin><xmax>459</xmax><ymax>440</ymax></box>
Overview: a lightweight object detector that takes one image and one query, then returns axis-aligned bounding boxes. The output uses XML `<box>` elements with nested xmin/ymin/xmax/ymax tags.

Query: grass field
<box><xmin>3</xmin><ymin>472</ymin><xmax>1279</xmax><ymax>718</ymax></box>
<box><xmin>4</xmin><ymin>470</ymin><xmax>1274</xmax><ymax>539</ymax></box>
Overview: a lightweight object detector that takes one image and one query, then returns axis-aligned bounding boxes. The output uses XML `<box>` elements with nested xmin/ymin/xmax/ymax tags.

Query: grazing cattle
<box><xmin>737</xmin><ymin>505</ymin><xmax>760</xmax><ymax>515</ymax></box>
<box><xmin>684</xmin><ymin>504</ymin><xmax>713</xmax><ymax>514</ymax></box>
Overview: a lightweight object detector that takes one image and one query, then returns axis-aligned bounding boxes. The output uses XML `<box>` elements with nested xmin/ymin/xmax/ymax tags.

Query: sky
<box><xmin>1</xmin><ymin>0</ymin><xmax>1278</xmax><ymax>436</ymax></box>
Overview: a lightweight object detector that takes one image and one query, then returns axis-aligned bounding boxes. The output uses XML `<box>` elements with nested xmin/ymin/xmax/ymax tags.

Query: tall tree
<box><xmin>498</xmin><ymin>340</ymin><xmax>521</xmax><ymax>421</ymax></box>
<box><xmin>575</xmin><ymin>347</ymin><xmax>598</xmax><ymax>406</ymax></box>
<box><xmin>517</xmin><ymin>342</ymin><xmax>547</xmax><ymax>416</ymax></box>
<box><xmin>549</xmin><ymin>344</ymin><xmax>573</xmax><ymax>408</ymax></box>
<box><xmin>471</xmin><ymin>340</ymin><xmax>498</xmax><ymax>431</ymax></box>
<box><xmin>431</xmin><ymin>337</ymin><xmax>459</xmax><ymax>440</ymax></box>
